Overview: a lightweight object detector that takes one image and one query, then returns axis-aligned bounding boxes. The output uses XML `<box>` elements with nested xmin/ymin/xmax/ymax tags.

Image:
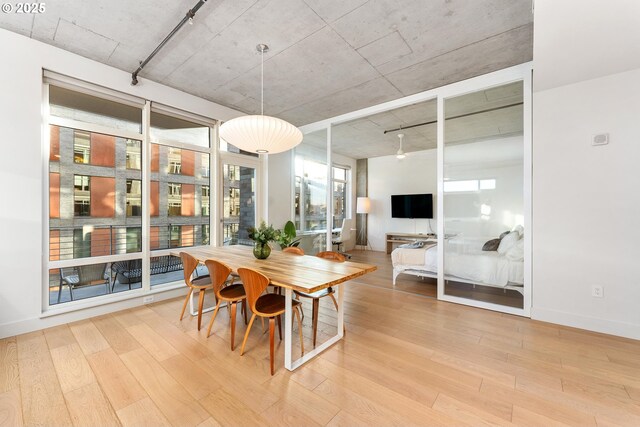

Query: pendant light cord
<box><xmin>261</xmin><ymin>46</ymin><xmax>264</xmax><ymax>116</ymax></box>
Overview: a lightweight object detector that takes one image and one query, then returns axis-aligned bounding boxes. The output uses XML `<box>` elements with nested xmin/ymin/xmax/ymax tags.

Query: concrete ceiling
<box><xmin>304</xmin><ymin>81</ymin><xmax>523</xmax><ymax>159</ymax></box>
<box><xmin>0</xmin><ymin>0</ymin><xmax>533</xmax><ymax>127</ymax></box>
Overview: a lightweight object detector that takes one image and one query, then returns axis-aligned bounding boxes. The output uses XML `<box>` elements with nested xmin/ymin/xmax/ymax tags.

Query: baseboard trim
<box><xmin>531</xmin><ymin>307</ymin><xmax>640</xmax><ymax>340</ymax></box>
<box><xmin>0</xmin><ymin>287</ymin><xmax>187</xmax><ymax>339</ymax></box>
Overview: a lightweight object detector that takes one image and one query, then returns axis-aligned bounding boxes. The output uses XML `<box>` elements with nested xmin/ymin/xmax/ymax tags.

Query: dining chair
<box><xmin>179</xmin><ymin>252</ymin><xmax>212</xmax><ymax>331</ymax></box>
<box><xmin>238</xmin><ymin>267</ymin><xmax>304</xmax><ymax>375</ymax></box>
<box><xmin>204</xmin><ymin>259</ymin><xmax>248</xmax><ymax>350</ymax></box>
<box><xmin>282</xmin><ymin>246</ymin><xmax>304</xmax><ymax>255</ymax></box>
<box><xmin>294</xmin><ymin>251</ymin><xmax>345</xmax><ymax>347</ymax></box>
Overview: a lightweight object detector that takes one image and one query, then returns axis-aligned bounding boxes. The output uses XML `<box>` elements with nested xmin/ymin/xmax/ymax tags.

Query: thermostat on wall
<box><xmin>592</xmin><ymin>133</ymin><xmax>609</xmax><ymax>146</ymax></box>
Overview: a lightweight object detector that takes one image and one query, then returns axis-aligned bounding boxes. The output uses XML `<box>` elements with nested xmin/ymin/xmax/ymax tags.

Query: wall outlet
<box><xmin>591</xmin><ymin>285</ymin><xmax>604</xmax><ymax>298</ymax></box>
<box><xmin>143</xmin><ymin>295</ymin><xmax>155</xmax><ymax>304</ymax></box>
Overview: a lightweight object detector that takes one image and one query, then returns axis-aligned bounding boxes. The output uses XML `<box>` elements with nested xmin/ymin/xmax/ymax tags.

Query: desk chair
<box><xmin>331</xmin><ymin>219</ymin><xmax>353</xmax><ymax>259</ymax></box>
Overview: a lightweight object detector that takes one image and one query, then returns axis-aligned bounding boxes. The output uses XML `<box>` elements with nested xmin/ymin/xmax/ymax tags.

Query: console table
<box><xmin>386</xmin><ymin>232</ymin><xmax>436</xmax><ymax>254</ymax></box>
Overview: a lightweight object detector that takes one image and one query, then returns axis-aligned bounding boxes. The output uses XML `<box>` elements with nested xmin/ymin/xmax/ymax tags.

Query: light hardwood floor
<box><xmin>2</xmin><ymin>251</ymin><xmax>640</xmax><ymax>426</ymax></box>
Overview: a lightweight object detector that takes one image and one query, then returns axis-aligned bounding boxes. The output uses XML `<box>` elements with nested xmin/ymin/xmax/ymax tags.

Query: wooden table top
<box><xmin>170</xmin><ymin>245</ymin><xmax>377</xmax><ymax>293</ymax></box>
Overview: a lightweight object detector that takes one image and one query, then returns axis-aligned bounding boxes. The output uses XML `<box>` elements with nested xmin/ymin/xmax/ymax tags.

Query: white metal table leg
<box><xmin>284</xmin><ymin>287</ymin><xmax>293</xmax><ymax>370</ymax></box>
<box><xmin>337</xmin><ymin>283</ymin><xmax>344</xmax><ymax>338</ymax></box>
<box><xmin>188</xmin><ymin>289</ymin><xmax>216</xmax><ymax>316</ymax></box>
<box><xmin>284</xmin><ymin>283</ymin><xmax>345</xmax><ymax>371</ymax></box>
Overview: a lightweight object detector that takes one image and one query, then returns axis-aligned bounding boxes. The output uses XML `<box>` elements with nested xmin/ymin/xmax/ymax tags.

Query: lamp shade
<box><xmin>356</xmin><ymin>197</ymin><xmax>371</xmax><ymax>214</ymax></box>
<box><xmin>219</xmin><ymin>115</ymin><xmax>303</xmax><ymax>154</ymax></box>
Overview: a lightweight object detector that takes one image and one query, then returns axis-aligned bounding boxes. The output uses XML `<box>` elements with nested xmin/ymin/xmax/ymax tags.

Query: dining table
<box><xmin>170</xmin><ymin>244</ymin><xmax>377</xmax><ymax>371</ymax></box>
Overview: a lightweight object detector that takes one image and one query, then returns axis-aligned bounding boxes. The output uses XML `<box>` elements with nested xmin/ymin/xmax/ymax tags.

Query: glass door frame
<box><xmin>217</xmin><ymin>151</ymin><xmax>263</xmax><ymax>246</ymax></box>
<box><xmin>298</xmin><ymin>62</ymin><xmax>532</xmax><ymax>317</ymax></box>
<box><xmin>436</xmin><ymin>63</ymin><xmax>532</xmax><ymax>317</ymax></box>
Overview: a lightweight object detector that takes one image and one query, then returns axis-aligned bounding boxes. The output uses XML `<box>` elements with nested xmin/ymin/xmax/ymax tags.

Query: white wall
<box><xmin>368</xmin><ymin>150</ymin><xmax>437</xmax><ymax>251</ymax></box>
<box><xmin>0</xmin><ymin>29</ymin><xmax>243</xmax><ymax>338</ymax></box>
<box><xmin>532</xmin><ymin>1</ymin><xmax>640</xmax><ymax>339</ymax></box>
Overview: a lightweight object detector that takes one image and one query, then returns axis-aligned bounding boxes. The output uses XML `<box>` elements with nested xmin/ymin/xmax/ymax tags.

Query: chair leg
<box><xmin>230</xmin><ymin>301</ymin><xmax>237</xmax><ymax>351</ymax></box>
<box><xmin>69</xmin><ymin>284</ymin><xmax>74</xmax><ymax>301</ymax></box>
<box><xmin>205</xmin><ymin>300</ymin><xmax>222</xmax><ymax>338</ymax></box>
<box><xmin>242</xmin><ymin>299</ymin><xmax>248</xmax><ymax>325</ymax></box>
<box><xmin>276</xmin><ymin>315</ymin><xmax>282</xmax><ymax>341</ymax></box>
<box><xmin>57</xmin><ymin>281</ymin><xmax>63</xmax><ymax>304</ymax></box>
<box><xmin>294</xmin><ymin>306</ymin><xmax>304</xmax><ymax>356</ymax></box>
<box><xmin>179</xmin><ymin>288</ymin><xmax>193</xmax><ymax>320</ymax></box>
<box><xmin>197</xmin><ymin>288</ymin><xmax>206</xmax><ymax>330</ymax></box>
<box><xmin>269</xmin><ymin>317</ymin><xmax>276</xmax><ymax>376</ymax></box>
<box><xmin>312</xmin><ymin>298</ymin><xmax>320</xmax><ymax>348</ymax></box>
<box><xmin>240</xmin><ymin>313</ymin><xmax>257</xmax><ymax>356</ymax></box>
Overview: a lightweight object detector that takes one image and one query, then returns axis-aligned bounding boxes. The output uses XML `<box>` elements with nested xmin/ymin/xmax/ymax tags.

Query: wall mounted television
<box><xmin>391</xmin><ymin>193</ymin><xmax>433</xmax><ymax>219</ymax></box>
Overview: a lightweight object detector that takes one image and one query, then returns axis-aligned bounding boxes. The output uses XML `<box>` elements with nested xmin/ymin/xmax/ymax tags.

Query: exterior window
<box><xmin>168</xmin><ymin>147</ymin><xmax>181</xmax><ymax>174</ymax></box>
<box><xmin>73</xmin><ymin>130</ymin><xmax>91</xmax><ymax>164</ymax></box>
<box><xmin>295</xmin><ymin>156</ymin><xmax>328</xmax><ymax>231</ymax></box>
<box><xmin>47</xmin><ymin>83</ymin><xmax>215</xmax><ymax>304</ymax></box>
<box><xmin>126</xmin><ymin>140</ymin><xmax>141</xmax><ymax>170</ymax></box>
<box><xmin>202</xmin><ymin>185</ymin><xmax>210</xmax><ymax>216</ymax></box>
<box><xmin>168</xmin><ymin>183</ymin><xmax>182</xmax><ymax>216</ymax></box>
<box><xmin>201</xmin><ymin>153</ymin><xmax>210</xmax><ymax>178</ymax></box>
<box><xmin>126</xmin><ymin>227</ymin><xmax>142</xmax><ymax>253</ymax></box>
<box><xmin>169</xmin><ymin>225</ymin><xmax>181</xmax><ymax>248</ymax></box>
<box><xmin>74</xmin><ymin>175</ymin><xmax>90</xmax><ymax>216</ymax></box>
<box><xmin>332</xmin><ymin>166</ymin><xmax>349</xmax><ymax>226</ymax></box>
<box><xmin>202</xmin><ymin>225</ymin><xmax>210</xmax><ymax>245</ymax></box>
<box><xmin>126</xmin><ymin>179</ymin><xmax>142</xmax><ymax>216</ymax></box>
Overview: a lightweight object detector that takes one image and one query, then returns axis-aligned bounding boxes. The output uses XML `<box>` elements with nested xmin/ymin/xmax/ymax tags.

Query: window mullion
<box><xmin>141</xmin><ymin>101</ymin><xmax>151</xmax><ymax>292</ymax></box>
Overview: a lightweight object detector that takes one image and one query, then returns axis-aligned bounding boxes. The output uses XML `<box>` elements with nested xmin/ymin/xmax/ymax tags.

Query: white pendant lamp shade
<box><xmin>219</xmin><ymin>43</ymin><xmax>303</xmax><ymax>154</ymax></box>
<box><xmin>220</xmin><ymin>115</ymin><xmax>302</xmax><ymax>154</ymax></box>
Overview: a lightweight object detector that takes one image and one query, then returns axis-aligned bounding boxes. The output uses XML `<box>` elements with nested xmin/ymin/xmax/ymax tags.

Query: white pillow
<box><xmin>512</xmin><ymin>224</ymin><xmax>524</xmax><ymax>239</ymax></box>
<box><xmin>505</xmin><ymin>239</ymin><xmax>524</xmax><ymax>261</ymax></box>
<box><xmin>498</xmin><ymin>231</ymin><xmax>519</xmax><ymax>254</ymax></box>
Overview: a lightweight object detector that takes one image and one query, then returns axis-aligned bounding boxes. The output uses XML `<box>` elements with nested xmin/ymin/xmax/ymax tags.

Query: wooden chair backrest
<box><xmin>204</xmin><ymin>259</ymin><xmax>233</xmax><ymax>296</ymax></box>
<box><xmin>180</xmin><ymin>252</ymin><xmax>199</xmax><ymax>287</ymax></box>
<box><xmin>283</xmin><ymin>247</ymin><xmax>304</xmax><ymax>255</ymax></box>
<box><xmin>316</xmin><ymin>251</ymin><xmax>346</xmax><ymax>262</ymax></box>
<box><xmin>237</xmin><ymin>267</ymin><xmax>270</xmax><ymax>315</ymax></box>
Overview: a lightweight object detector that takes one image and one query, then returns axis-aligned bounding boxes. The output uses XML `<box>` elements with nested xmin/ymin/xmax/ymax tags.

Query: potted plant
<box><xmin>276</xmin><ymin>220</ymin><xmax>301</xmax><ymax>249</ymax></box>
<box><xmin>247</xmin><ymin>221</ymin><xmax>280</xmax><ymax>259</ymax></box>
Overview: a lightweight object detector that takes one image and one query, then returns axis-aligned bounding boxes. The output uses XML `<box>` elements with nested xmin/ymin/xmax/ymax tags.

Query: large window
<box><xmin>47</xmin><ymin>80</ymin><xmax>215</xmax><ymax>306</ymax></box>
<box><xmin>294</xmin><ymin>156</ymin><xmax>328</xmax><ymax>231</ymax></box>
<box><xmin>149</xmin><ymin>110</ymin><xmax>211</xmax><ymax>287</ymax></box>
<box><xmin>332</xmin><ymin>166</ymin><xmax>349</xmax><ymax>226</ymax></box>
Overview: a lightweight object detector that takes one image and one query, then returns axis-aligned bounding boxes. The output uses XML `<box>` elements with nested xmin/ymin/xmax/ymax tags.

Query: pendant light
<box><xmin>219</xmin><ymin>44</ymin><xmax>303</xmax><ymax>154</ymax></box>
<box><xmin>396</xmin><ymin>133</ymin><xmax>406</xmax><ymax>159</ymax></box>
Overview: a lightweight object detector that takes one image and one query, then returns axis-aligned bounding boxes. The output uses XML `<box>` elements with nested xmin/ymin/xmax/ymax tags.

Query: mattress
<box><xmin>392</xmin><ymin>245</ymin><xmax>524</xmax><ymax>287</ymax></box>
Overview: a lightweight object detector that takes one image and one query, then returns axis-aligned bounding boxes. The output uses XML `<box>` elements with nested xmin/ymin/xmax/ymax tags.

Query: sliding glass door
<box><xmin>438</xmin><ymin>74</ymin><xmax>531</xmax><ymax>315</ymax></box>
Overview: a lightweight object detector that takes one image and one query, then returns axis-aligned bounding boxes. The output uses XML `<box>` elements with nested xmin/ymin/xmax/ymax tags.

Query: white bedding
<box><xmin>391</xmin><ymin>245</ymin><xmax>524</xmax><ymax>287</ymax></box>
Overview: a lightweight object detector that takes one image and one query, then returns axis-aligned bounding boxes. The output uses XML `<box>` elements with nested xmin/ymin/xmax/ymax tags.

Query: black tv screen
<box><xmin>391</xmin><ymin>194</ymin><xmax>433</xmax><ymax>219</ymax></box>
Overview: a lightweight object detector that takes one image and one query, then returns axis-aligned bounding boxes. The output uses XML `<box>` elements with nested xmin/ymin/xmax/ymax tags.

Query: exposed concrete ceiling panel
<box><xmin>0</xmin><ymin>0</ymin><xmax>533</xmax><ymax>128</ymax></box>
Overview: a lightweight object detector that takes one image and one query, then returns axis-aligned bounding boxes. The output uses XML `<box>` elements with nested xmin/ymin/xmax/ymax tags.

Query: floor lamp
<box><xmin>356</xmin><ymin>197</ymin><xmax>371</xmax><ymax>251</ymax></box>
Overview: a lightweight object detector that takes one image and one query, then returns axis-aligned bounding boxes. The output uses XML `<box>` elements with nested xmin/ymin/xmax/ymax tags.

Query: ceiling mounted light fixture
<box><xmin>219</xmin><ymin>44</ymin><xmax>303</xmax><ymax>154</ymax></box>
<box><xmin>396</xmin><ymin>132</ymin><xmax>406</xmax><ymax>159</ymax></box>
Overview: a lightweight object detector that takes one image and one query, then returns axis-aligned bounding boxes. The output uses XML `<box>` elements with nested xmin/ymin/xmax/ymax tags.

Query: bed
<box><xmin>391</xmin><ymin>238</ymin><xmax>524</xmax><ymax>294</ymax></box>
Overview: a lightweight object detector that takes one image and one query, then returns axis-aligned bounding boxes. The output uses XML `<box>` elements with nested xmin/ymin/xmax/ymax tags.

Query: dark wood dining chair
<box><xmin>204</xmin><ymin>259</ymin><xmax>247</xmax><ymax>350</ymax></box>
<box><xmin>179</xmin><ymin>252</ymin><xmax>212</xmax><ymax>331</ymax></box>
<box><xmin>238</xmin><ymin>267</ymin><xmax>304</xmax><ymax>375</ymax></box>
<box><xmin>294</xmin><ymin>251</ymin><xmax>345</xmax><ymax>347</ymax></box>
